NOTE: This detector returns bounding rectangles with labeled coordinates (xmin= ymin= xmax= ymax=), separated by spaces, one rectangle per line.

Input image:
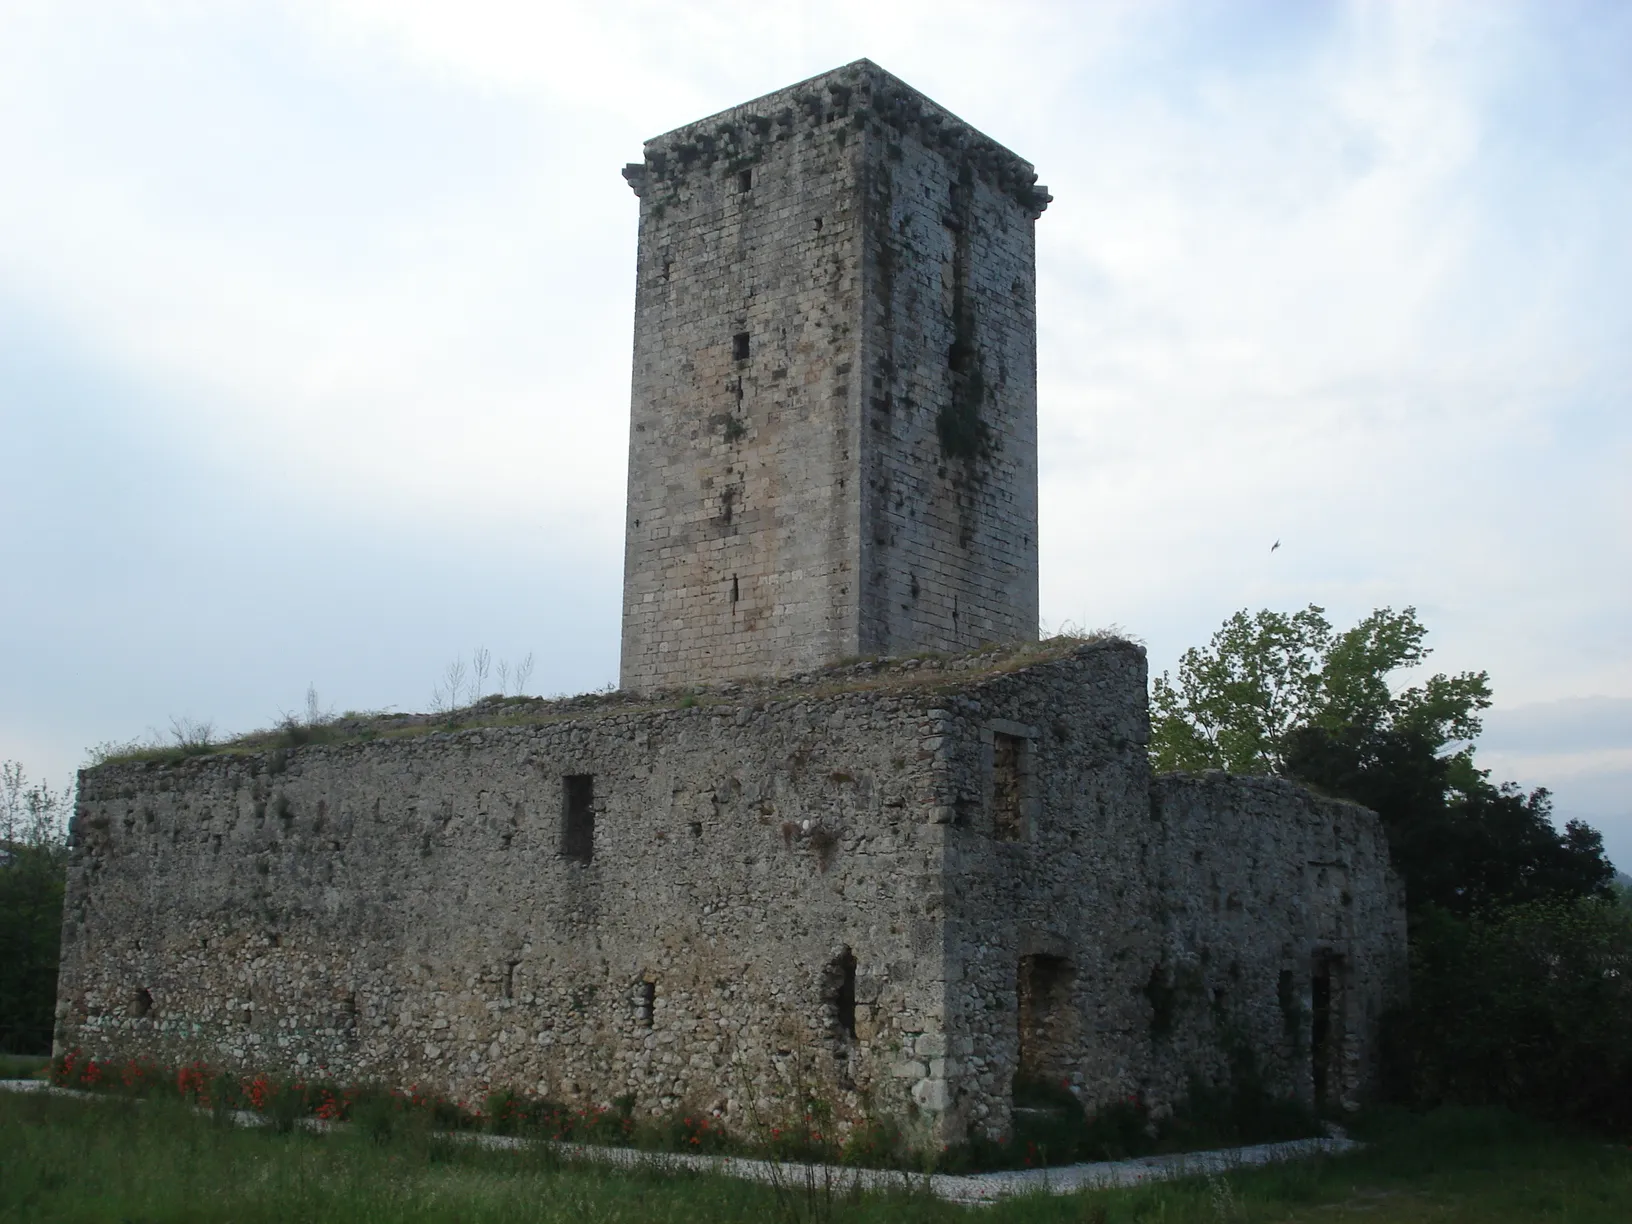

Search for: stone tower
xmin=620 ymin=60 xmax=1049 ymax=692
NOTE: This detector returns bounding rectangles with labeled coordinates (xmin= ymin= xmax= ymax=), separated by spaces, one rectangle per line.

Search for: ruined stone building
xmin=56 ymin=61 xmax=1407 ymax=1147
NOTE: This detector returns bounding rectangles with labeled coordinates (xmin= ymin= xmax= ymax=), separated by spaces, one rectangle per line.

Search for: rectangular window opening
xmin=733 ymin=331 xmax=750 ymax=361
xmin=562 ymin=774 xmax=594 ymax=862
xmin=737 ymin=168 xmax=753 ymax=192
xmin=993 ymin=733 xmax=1024 ymax=840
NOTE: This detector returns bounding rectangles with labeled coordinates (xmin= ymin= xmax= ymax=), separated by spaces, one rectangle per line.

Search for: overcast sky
xmin=2 ymin=0 xmax=1628 ymax=868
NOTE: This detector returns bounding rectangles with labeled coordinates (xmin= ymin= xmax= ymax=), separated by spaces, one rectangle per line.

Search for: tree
xmin=1384 ymin=896 xmax=1632 ymax=1132
xmin=1151 ymin=605 xmax=1491 ymax=777
xmin=0 ymin=762 xmax=72 ymax=1054
xmin=1152 ymin=606 xmax=1614 ymax=915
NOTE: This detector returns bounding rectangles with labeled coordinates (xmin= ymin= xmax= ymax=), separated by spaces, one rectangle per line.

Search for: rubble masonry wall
xmin=58 ymin=642 xmax=1407 ymax=1145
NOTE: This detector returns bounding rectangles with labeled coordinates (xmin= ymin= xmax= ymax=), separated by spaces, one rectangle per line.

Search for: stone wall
xmin=916 ymin=659 xmax=1406 ymax=1140
xmin=57 ymin=640 xmax=1407 ymax=1147
xmin=1150 ymin=773 xmax=1408 ymax=1112
xmin=619 ymin=60 xmax=1046 ymax=692
xmin=620 ymin=66 xmax=864 ymax=690
xmin=929 ymin=641 xmax=1161 ymax=1139
xmin=855 ymin=71 xmax=1042 ymax=658
xmin=60 ymin=672 xmax=962 ymax=1133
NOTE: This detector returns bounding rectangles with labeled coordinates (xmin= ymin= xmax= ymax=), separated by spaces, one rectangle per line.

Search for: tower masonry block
xmin=620 ymin=60 xmax=1049 ymax=692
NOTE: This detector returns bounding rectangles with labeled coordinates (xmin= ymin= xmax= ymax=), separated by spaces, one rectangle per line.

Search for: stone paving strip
xmin=2 ymin=1079 xmax=1359 ymax=1205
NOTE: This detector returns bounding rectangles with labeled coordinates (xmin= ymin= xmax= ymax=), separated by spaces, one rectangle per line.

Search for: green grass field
xmin=1 ymin=1089 xmax=1628 ymax=1223
xmin=0 ymin=1054 xmax=48 ymax=1081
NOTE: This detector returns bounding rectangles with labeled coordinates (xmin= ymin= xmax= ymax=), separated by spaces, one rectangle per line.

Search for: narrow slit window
xmin=824 ymin=948 xmax=857 ymax=1043
xmin=738 ymin=168 xmax=753 ymax=192
xmin=562 ymin=774 xmax=594 ymax=862
xmin=733 ymin=332 xmax=750 ymax=361
xmin=993 ymin=733 xmax=1024 ymax=840
xmin=1278 ymin=968 xmax=1299 ymax=1038
xmin=731 ymin=574 xmax=740 ymax=604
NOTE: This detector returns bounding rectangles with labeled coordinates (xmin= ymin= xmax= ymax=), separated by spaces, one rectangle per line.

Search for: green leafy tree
xmin=0 ymin=762 xmax=72 ymax=1054
xmin=1152 ymin=606 xmax=1613 ymax=915
xmin=1151 ymin=604 xmax=1490 ymax=777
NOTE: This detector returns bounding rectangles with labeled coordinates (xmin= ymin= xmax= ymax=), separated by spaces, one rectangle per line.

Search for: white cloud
xmin=1027 ymin=3 xmax=1631 ymax=706
xmin=1482 ymin=697 xmax=1632 ymax=755
xmin=287 ymin=0 xmax=1133 ymax=132
xmin=0 ymin=0 xmax=1628 ymax=800
xmin=0 ymin=1 xmax=637 ymax=526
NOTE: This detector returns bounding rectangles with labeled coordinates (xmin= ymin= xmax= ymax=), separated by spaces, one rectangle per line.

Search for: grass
xmin=41 ymin=1050 xmax=1319 ymax=1173
xmin=0 ymin=1053 xmax=48 ymax=1080
xmin=41 ymin=1051 xmax=1325 ymax=1175
xmin=84 ymin=635 xmax=1126 ymax=769
xmin=2 ymin=1090 xmax=1629 ymax=1223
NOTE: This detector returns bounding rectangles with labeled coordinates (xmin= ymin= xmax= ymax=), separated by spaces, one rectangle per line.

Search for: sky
xmin=1 ymin=0 xmax=1628 ymax=868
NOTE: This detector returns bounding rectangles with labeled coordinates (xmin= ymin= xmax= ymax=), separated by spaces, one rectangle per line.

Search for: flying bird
xmin=1270 ymin=540 xmax=1281 ymax=554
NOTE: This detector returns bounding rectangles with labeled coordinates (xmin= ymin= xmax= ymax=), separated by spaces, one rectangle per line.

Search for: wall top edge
xmin=1153 ymin=770 xmax=1383 ymax=817
xmin=624 ymin=59 xmax=1050 ymax=217
xmin=78 ymin=637 xmax=1143 ymax=783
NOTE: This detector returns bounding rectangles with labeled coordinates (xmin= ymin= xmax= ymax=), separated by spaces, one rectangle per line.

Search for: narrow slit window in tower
xmin=738 ymin=168 xmax=753 ymax=192
xmin=733 ymin=332 xmax=750 ymax=361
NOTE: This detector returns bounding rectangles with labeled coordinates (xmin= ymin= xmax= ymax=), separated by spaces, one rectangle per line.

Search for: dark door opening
xmin=1311 ymin=951 xmax=1344 ymax=1109
xmin=1016 ymin=953 xmax=1075 ymax=1086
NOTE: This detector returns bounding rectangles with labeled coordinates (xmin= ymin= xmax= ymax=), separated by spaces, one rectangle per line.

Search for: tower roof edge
xmin=635 ymin=59 xmax=1050 ymax=217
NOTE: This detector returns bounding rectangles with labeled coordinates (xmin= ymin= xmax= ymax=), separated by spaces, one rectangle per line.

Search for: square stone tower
xmin=620 ymin=60 xmax=1049 ymax=692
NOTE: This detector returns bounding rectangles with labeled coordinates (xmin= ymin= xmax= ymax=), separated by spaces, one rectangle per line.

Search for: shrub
xmin=837 ymin=1116 xmax=905 ymax=1167
xmin=1383 ymin=898 xmax=1632 ymax=1133
xmin=649 ymin=1110 xmax=734 ymax=1154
